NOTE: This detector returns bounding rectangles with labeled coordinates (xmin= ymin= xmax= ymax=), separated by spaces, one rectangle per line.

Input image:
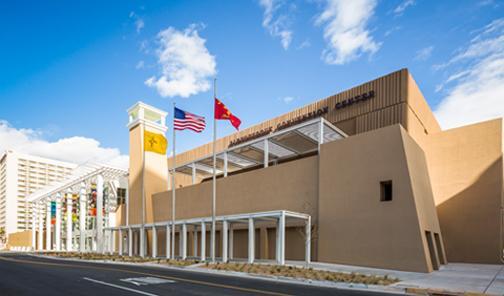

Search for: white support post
xmin=128 ymin=228 xmax=133 ymax=256
xmin=248 ymin=218 xmax=254 ymax=264
xmin=193 ymin=226 xmax=198 ymax=257
xmin=37 ymin=202 xmax=43 ymax=251
xmin=152 ymin=226 xmax=157 ymax=258
xmin=278 ymin=212 xmax=286 ymax=265
xmin=166 ymin=225 xmax=171 ymax=259
xmin=223 ymin=152 xmax=228 ymax=177
xmin=191 ymin=163 xmax=196 ymax=185
xmin=229 ymin=223 xmax=234 ymax=260
xmin=200 ymin=221 xmax=206 ymax=261
xmin=66 ymin=189 xmax=73 ymax=251
xmin=263 ymin=139 xmax=269 ymax=168
xmin=305 ymin=216 xmax=311 ymax=266
xmin=79 ymin=183 xmax=86 ymax=252
xmin=31 ymin=203 xmax=36 ymax=250
xmin=46 ymin=199 xmax=51 ymax=251
xmin=118 ymin=229 xmax=123 ymax=256
xmin=222 ymin=220 xmax=228 ymax=263
xmin=181 ymin=223 xmax=187 ymax=260
xmin=55 ymin=193 xmax=61 ymax=251
xmin=96 ymin=175 xmax=104 ymax=253
xmin=140 ymin=226 xmax=145 ymax=257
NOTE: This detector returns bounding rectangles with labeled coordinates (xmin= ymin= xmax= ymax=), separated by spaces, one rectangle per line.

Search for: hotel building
xmin=0 ymin=150 xmax=76 ymax=235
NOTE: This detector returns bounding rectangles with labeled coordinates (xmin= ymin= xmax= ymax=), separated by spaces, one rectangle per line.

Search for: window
xmin=380 ymin=180 xmax=393 ymax=202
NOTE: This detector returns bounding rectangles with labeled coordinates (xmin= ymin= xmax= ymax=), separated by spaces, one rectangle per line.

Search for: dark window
xmin=380 ymin=180 xmax=393 ymax=201
xmin=117 ymin=188 xmax=126 ymax=205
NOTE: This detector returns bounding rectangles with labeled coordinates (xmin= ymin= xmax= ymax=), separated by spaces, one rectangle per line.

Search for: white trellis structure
xmin=28 ymin=163 xmax=128 ymax=253
xmin=105 ymin=210 xmax=311 ymax=266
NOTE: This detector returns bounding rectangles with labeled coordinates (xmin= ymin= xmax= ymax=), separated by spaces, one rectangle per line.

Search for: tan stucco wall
xmin=317 ymin=124 xmax=441 ymax=272
xmin=7 ymin=230 xmax=32 ymax=248
xmin=122 ymin=68 xmax=504 ymax=270
xmin=152 ymin=155 xmax=319 ymax=260
xmin=405 ymin=73 xmax=441 ymax=147
xmin=128 ymin=124 xmax=168 ymax=225
xmin=425 ymin=119 xmax=503 ymax=263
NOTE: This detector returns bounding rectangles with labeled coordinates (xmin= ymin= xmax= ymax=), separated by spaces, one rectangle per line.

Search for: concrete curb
xmin=29 ymin=254 xmax=406 ymax=295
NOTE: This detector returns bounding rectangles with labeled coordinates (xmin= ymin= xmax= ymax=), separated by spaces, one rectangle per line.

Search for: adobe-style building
xmin=119 ymin=68 xmax=504 ymax=273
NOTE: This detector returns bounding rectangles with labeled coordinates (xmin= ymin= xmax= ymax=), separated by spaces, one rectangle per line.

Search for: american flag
xmin=174 ymin=107 xmax=206 ymax=132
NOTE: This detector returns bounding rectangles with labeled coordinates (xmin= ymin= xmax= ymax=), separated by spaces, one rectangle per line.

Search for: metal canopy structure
xmin=174 ymin=117 xmax=346 ymax=181
xmin=105 ymin=210 xmax=311 ymax=266
xmin=28 ymin=163 xmax=128 ymax=203
xmin=27 ymin=162 xmax=128 ymax=254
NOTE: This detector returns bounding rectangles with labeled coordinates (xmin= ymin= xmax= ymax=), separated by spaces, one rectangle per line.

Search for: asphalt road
xmin=0 ymin=253 xmax=395 ymax=296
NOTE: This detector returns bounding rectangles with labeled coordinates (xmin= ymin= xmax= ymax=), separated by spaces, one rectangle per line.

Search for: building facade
xmin=117 ymin=68 xmax=504 ymax=273
xmin=0 ymin=150 xmax=76 ymax=235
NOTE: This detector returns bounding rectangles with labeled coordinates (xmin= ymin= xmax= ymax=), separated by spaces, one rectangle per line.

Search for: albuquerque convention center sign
xmin=228 ymin=90 xmax=375 ymax=147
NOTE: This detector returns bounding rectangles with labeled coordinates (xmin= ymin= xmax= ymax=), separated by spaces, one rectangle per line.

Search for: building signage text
xmin=228 ymin=90 xmax=375 ymax=147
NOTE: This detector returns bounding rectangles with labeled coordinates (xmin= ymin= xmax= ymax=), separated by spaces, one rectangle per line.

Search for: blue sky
xmin=0 ymin=0 xmax=503 ymax=167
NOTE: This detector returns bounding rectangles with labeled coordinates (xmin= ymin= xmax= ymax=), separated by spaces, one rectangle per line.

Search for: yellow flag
xmin=144 ymin=130 xmax=167 ymax=155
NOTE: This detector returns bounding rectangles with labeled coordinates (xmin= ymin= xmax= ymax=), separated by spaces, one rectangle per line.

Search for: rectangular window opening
xmin=380 ymin=180 xmax=393 ymax=202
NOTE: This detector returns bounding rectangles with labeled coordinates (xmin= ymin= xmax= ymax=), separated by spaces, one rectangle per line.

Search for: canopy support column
xmin=152 ymin=226 xmax=157 ymax=258
xmin=193 ymin=226 xmax=198 ymax=257
xmin=140 ymin=226 xmax=145 ymax=257
xmin=55 ymin=193 xmax=61 ymax=251
xmin=222 ymin=220 xmax=228 ymax=263
xmin=166 ymin=225 xmax=171 ymax=259
xmin=66 ymin=189 xmax=73 ymax=251
xmin=276 ymin=212 xmax=285 ymax=265
xmin=118 ymin=229 xmax=123 ymax=256
xmin=229 ymin=223 xmax=234 ymax=260
xmin=79 ymin=183 xmax=86 ymax=252
xmin=200 ymin=222 xmax=206 ymax=261
xmin=248 ymin=218 xmax=254 ymax=264
xmin=181 ymin=223 xmax=187 ymax=260
xmin=96 ymin=174 xmax=104 ymax=253
xmin=45 ymin=199 xmax=51 ymax=251
xmin=128 ymin=228 xmax=133 ymax=256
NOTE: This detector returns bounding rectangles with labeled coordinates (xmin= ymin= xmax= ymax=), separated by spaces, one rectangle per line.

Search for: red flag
xmin=214 ymin=98 xmax=241 ymax=130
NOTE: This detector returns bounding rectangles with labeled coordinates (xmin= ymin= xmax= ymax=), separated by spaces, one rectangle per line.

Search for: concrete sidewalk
xmin=286 ymin=261 xmax=504 ymax=295
xmin=28 ymin=253 xmax=504 ymax=295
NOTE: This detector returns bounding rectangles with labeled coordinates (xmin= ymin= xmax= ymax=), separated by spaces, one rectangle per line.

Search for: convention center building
xmin=116 ymin=68 xmax=503 ymax=273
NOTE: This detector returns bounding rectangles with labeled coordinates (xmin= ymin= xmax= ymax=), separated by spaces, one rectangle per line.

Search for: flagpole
xmin=211 ymin=78 xmax=217 ymax=262
xmin=171 ymin=102 xmax=176 ymax=260
xmin=141 ymin=125 xmax=145 ymax=258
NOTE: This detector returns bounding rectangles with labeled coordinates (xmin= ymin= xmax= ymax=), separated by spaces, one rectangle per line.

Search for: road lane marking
xmin=83 ymin=277 xmax=159 ymax=296
xmin=0 ymin=255 xmax=290 ymax=296
xmin=120 ymin=277 xmax=175 ymax=286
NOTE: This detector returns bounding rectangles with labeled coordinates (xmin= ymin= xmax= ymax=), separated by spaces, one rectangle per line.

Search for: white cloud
xmin=145 ymin=24 xmax=217 ymax=98
xmin=393 ymin=0 xmax=415 ymax=16
xmin=259 ymin=0 xmax=294 ymax=50
xmin=129 ymin=11 xmax=145 ymax=33
xmin=0 ymin=121 xmax=129 ymax=169
xmin=434 ymin=18 xmax=504 ymax=129
xmin=129 ymin=12 xmax=144 ymax=33
xmin=281 ymin=96 xmax=294 ymax=103
xmin=135 ymin=19 xmax=145 ymax=33
xmin=414 ymin=46 xmax=434 ymax=61
xmin=315 ymin=0 xmax=380 ymax=65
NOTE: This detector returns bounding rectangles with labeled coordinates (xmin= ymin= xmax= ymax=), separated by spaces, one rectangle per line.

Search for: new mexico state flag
xmin=144 ymin=130 xmax=167 ymax=155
